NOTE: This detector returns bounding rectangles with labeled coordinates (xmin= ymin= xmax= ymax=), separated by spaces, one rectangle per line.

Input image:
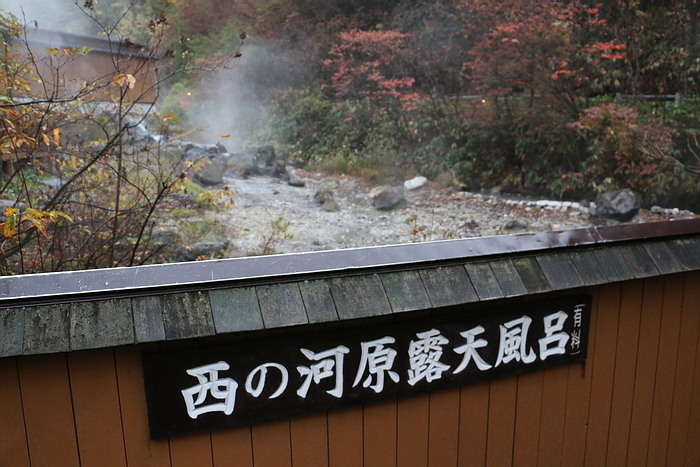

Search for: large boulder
xmin=255 ymin=145 xmax=276 ymax=167
xmin=254 ymin=145 xmax=288 ymax=179
xmin=162 ymin=142 xmax=187 ymax=161
xmin=595 ymin=189 xmax=642 ymax=222
xmin=207 ymin=142 xmax=228 ymax=154
xmin=183 ymin=143 xmax=207 ymax=161
xmin=193 ymin=157 xmax=226 ymax=186
xmin=226 ymin=152 xmax=257 ymax=177
xmin=369 ymin=185 xmax=407 ymax=210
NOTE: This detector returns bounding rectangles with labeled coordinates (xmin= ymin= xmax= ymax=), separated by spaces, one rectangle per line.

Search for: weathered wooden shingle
xmin=0 ymin=307 xmax=24 ymax=357
xmin=618 ymin=244 xmax=660 ymax=279
xmin=257 ymin=283 xmax=308 ymax=328
xmin=569 ymin=250 xmax=607 ymax=286
xmin=644 ymin=241 xmax=683 ymax=275
xmin=537 ymin=253 xmax=585 ymax=290
xmin=70 ymin=299 xmax=134 ymax=351
xmin=464 ymin=262 xmax=504 ymax=300
xmin=132 ymin=295 xmax=166 ymax=343
xmin=23 ymin=304 xmax=70 ymax=354
xmin=511 ymin=257 xmax=551 ymax=294
xmin=667 ymin=238 xmax=700 ymax=271
xmin=419 ymin=266 xmax=478 ymax=307
xmin=329 ymin=275 xmax=392 ymax=319
xmin=489 ymin=259 xmax=528 ymax=297
xmin=593 ymin=247 xmax=636 ymax=282
xmin=209 ymin=287 xmax=264 ymax=333
xmin=162 ymin=292 xmax=214 ymax=340
xmin=380 ymin=270 xmax=432 ymax=312
xmin=299 ymin=280 xmax=338 ymax=323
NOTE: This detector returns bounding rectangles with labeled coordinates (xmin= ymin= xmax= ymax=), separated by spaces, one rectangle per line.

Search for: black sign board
xmin=143 ymin=295 xmax=591 ymax=439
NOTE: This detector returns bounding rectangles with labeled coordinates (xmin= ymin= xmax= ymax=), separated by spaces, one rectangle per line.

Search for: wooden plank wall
xmin=2 ymin=273 xmax=700 ymax=466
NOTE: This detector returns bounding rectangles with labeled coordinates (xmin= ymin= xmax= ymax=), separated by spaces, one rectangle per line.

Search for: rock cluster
xmin=594 ymin=189 xmax=642 ymax=222
xmin=164 ymin=142 xmax=291 ymax=186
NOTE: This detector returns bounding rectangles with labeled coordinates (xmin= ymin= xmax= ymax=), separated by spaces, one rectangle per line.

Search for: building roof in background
xmin=8 ymin=27 xmax=153 ymax=59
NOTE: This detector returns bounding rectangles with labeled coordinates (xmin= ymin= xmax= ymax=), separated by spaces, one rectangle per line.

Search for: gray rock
xmin=369 ymin=185 xmax=407 ymax=210
xmin=320 ymin=179 xmax=341 ymax=191
xmin=288 ymin=177 xmax=306 ymax=187
xmin=503 ymin=219 xmax=529 ymax=231
xmin=255 ymin=145 xmax=276 ymax=167
xmin=163 ymin=143 xmax=186 ymax=160
xmin=193 ymin=157 xmax=226 ymax=185
xmin=404 ymin=176 xmax=427 ymax=191
xmin=651 ymin=205 xmax=692 ymax=218
xmin=252 ymin=145 xmax=288 ymax=179
xmin=183 ymin=143 xmax=207 ymax=161
xmin=321 ymin=199 xmax=341 ymax=212
xmin=176 ymin=240 xmax=229 ymax=261
xmin=227 ymin=153 xmax=257 ymax=177
xmin=595 ymin=189 xmax=642 ymax=222
xmin=314 ymin=189 xmax=335 ymax=204
xmin=207 ymin=142 xmax=227 ymax=154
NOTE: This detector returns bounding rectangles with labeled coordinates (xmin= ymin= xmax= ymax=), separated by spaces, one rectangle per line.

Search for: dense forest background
xmin=138 ymin=0 xmax=700 ymax=208
xmin=1 ymin=0 xmax=700 ymax=274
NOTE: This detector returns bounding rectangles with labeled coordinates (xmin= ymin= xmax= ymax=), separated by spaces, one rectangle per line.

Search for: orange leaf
xmin=112 ymin=73 xmax=135 ymax=88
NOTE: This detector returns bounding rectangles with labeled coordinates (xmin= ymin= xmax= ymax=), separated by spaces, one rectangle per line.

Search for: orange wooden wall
xmin=20 ymin=49 xmax=157 ymax=104
xmin=2 ymin=273 xmax=700 ymax=466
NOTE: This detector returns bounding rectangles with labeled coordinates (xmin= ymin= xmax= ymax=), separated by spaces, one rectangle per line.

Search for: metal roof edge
xmin=0 ymin=218 xmax=698 ymax=303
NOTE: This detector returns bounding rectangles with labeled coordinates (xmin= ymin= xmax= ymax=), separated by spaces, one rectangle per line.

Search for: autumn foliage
xmin=261 ymin=0 xmax=700 ymax=208
xmin=324 ymin=29 xmax=420 ymax=109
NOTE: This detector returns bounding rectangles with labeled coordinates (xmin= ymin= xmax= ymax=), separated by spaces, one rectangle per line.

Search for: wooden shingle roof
xmin=1 ymin=219 xmax=699 ymax=358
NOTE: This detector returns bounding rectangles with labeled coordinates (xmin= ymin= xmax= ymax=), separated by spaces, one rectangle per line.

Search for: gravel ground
xmin=214 ymin=169 xmax=692 ymax=258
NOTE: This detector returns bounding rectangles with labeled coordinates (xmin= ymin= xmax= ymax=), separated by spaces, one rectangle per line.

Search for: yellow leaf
xmin=53 ymin=128 xmax=61 ymax=146
xmin=3 ymin=210 xmax=16 ymax=238
xmin=41 ymin=133 xmax=50 ymax=146
xmin=49 ymin=210 xmax=73 ymax=223
xmin=163 ymin=115 xmax=173 ymax=121
xmin=219 ymin=134 xmax=230 ymax=139
xmin=28 ymin=217 xmax=47 ymax=236
xmin=24 ymin=208 xmax=45 ymax=219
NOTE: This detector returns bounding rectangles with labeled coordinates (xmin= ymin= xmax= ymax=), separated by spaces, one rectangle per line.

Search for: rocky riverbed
xmin=212 ymin=169 xmax=694 ymax=258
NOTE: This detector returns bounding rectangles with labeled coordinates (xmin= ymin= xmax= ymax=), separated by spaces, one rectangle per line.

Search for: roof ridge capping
xmin=0 ymin=218 xmax=699 ymax=303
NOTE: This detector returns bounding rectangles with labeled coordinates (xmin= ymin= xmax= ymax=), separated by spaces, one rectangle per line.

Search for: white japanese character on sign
xmin=353 ymin=336 xmax=400 ymax=393
xmin=453 ymin=325 xmax=493 ymax=373
xmin=539 ymin=311 xmax=569 ymax=359
xmin=573 ymin=304 xmax=584 ymax=328
xmin=181 ymin=361 xmax=238 ymax=419
xmin=570 ymin=329 xmax=581 ymax=351
xmin=495 ymin=316 xmax=536 ymax=367
xmin=245 ymin=363 xmax=289 ymax=399
xmin=297 ymin=345 xmax=350 ymax=398
xmin=407 ymin=329 xmax=450 ymax=386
